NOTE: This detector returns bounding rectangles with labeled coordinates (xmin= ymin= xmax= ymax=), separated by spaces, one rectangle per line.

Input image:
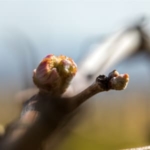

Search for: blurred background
xmin=0 ymin=0 xmax=150 ymax=149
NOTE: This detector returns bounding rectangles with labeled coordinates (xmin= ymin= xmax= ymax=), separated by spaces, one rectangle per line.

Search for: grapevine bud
xmin=110 ymin=73 xmax=129 ymax=90
xmin=33 ymin=54 xmax=77 ymax=94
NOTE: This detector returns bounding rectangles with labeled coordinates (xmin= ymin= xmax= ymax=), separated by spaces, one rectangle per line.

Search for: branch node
xmin=96 ymin=75 xmax=110 ymax=91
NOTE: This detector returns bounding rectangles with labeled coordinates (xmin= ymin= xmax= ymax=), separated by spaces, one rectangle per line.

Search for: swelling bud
xmin=33 ymin=54 xmax=77 ymax=94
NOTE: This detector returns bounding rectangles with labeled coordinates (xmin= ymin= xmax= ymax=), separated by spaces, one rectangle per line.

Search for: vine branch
xmin=0 ymin=55 xmax=129 ymax=150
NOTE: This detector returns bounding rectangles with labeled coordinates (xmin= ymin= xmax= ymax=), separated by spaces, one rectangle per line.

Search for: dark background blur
xmin=0 ymin=1 xmax=150 ymax=149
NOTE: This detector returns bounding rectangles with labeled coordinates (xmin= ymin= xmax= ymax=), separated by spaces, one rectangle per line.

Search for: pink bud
xmin=33 ymin=54 xmax=77 ymax=94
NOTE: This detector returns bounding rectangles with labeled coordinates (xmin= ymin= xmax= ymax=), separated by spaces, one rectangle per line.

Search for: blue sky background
xmin=0 ymin=0 xmax=150 ymax=60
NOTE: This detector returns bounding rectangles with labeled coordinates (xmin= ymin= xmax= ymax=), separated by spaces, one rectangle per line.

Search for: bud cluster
xmin=33 ymin=54 xmax=77 ymax=94
xmin=108 ymin=70 xmax=129 ymax=90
